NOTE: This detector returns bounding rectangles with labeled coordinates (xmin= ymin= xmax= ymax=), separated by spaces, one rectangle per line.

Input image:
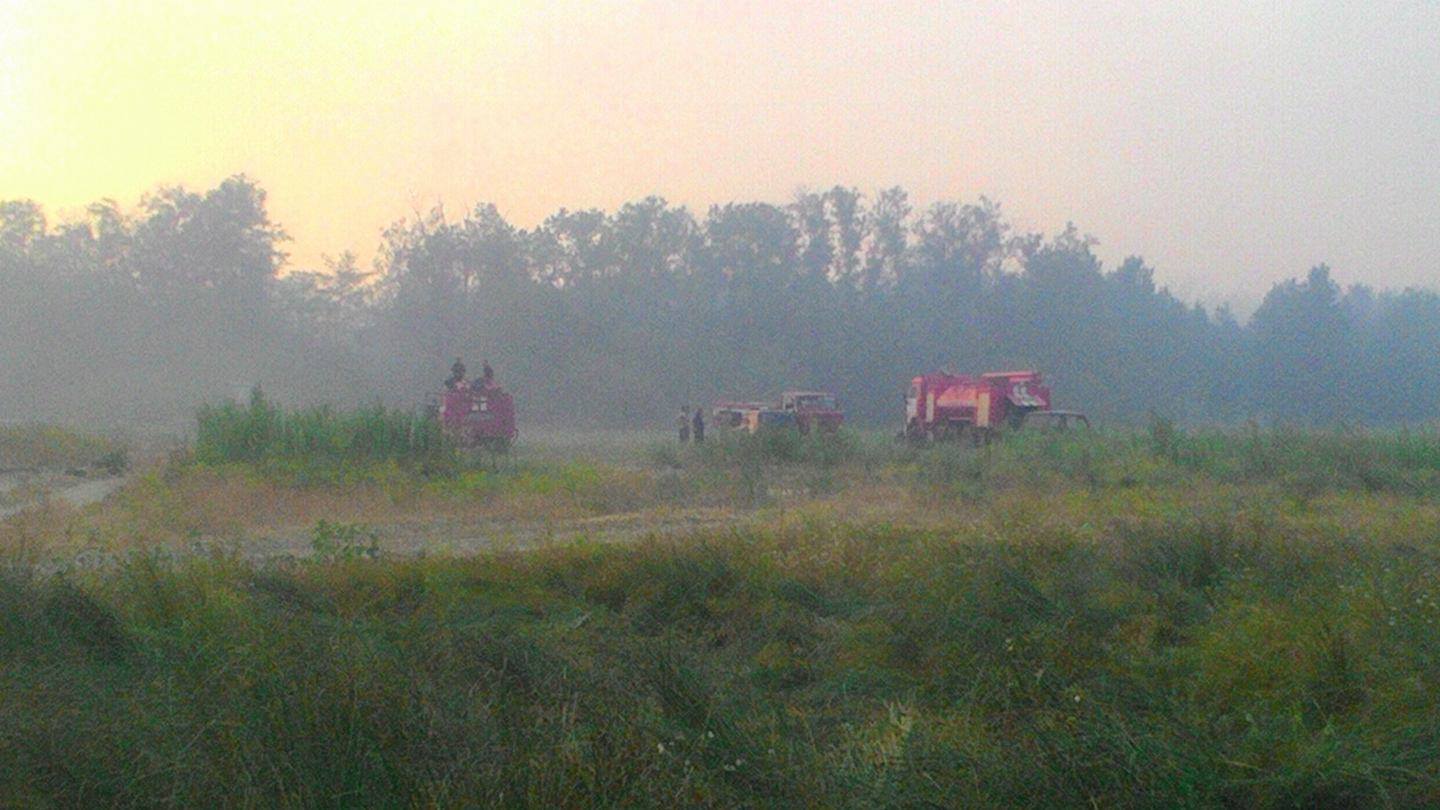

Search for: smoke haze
xmin=3 ymin=1 xmax=1437 ymax=305
xmin=2 ymin=2 xmax=1438 ymax=430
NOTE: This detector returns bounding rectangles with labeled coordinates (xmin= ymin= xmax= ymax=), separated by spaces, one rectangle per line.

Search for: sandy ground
xmin=34 ymin=509 xmax=752 ymax=576
xmin=4 ymin=468 xmax=750 ymax=574
xmin=237 ymin=507 xmax=749 ymax=562
xmin=0 ymin=470 xmax=128 ymax=520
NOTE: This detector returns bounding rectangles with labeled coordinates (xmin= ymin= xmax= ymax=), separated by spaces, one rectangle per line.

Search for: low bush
xmin=0 ymin=424 xmax=127 ymax=471
xmin=195 ymin=387 xmax=450 ymax=470
xmin=910 ymin=424 xmax=1440 ymax=499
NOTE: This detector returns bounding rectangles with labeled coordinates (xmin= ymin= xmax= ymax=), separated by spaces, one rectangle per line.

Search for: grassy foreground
xmin=4 ymin=424 xmax=1440 ymax=806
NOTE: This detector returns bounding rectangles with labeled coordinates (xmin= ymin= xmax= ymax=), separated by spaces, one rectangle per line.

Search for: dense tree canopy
xmin=3 ymin=176 xmax=1436 ymax=431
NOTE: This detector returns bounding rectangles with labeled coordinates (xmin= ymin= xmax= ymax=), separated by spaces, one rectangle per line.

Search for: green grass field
xmin=4 ymin=415 xmax=1440 ymax=806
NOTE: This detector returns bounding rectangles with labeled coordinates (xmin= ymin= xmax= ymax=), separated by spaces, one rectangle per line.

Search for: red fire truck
xmin=903 ymin=370 xmax=1087 ymax=443
xmin=438 ymin=381 xmax=517 ymax=451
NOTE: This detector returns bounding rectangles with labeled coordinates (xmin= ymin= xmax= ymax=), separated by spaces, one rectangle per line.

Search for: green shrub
xmin=310 ymin=520 xmax=380 ymax=561
xmin=194 ymin=387 xmax=453 ymax=472
xmin=908 ymin=425 xmax=1440 ymax=498
xmin=0 ymin=424 xmax=127 ymax=471
xmin=696 ymin=428 xmax=861 ymax=468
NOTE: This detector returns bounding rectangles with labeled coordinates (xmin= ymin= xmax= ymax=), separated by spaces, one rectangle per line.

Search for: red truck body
xmin=905 ymin=370 xmax=1080 ymax=442
xmin=438 ymin=382 xmax=516 ymax=451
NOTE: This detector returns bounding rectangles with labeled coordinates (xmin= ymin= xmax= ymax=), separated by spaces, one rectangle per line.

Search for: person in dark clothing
xmin=692 ymin=407 xmax=705 ymax=443
xmin=677 ymin=407 xmax=690 ymax=443
xmin=445 ymin=358 xmax=466 ymax=390
xmin=482 ymin=361 xmax=494 ymax=386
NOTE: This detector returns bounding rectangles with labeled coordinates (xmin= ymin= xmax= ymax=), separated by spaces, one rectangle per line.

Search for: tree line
xmin=2 ymin=175 xmax=1436 ymax=431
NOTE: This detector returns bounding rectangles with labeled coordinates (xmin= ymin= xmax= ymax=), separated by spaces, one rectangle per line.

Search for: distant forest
xmin=3 ymin=176 xmax=1437 ymax=431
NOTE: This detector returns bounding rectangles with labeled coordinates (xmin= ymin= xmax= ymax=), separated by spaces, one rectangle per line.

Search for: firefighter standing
xmin=692 ymin=407 xmax=705 ymax=443
xmin=677 ymin=407 xmax=691 ymax=443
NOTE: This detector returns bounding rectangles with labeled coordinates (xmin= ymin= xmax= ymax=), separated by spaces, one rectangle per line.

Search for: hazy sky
xmin=3 ymin=0 xmax=1437 ymax=306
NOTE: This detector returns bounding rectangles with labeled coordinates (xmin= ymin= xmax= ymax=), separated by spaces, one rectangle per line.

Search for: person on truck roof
xmin=446 ymin=358 xmax=466 ymax=390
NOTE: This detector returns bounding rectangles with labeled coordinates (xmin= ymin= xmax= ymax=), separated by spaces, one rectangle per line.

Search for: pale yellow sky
xmin=3 ymin=0 xmax=1438 ymax=305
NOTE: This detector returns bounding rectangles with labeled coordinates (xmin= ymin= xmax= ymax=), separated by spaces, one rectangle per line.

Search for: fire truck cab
xmin=713 ymin=390 xmax=844 ymax=435
xmin=780 ymin=391 xmax=844 ymax=435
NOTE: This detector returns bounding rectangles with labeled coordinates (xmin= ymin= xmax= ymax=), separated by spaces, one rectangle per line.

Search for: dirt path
xmin=19 ymin=506 xmax=753 ymax=576
xmin=238 ymin=507 xmax=749 ymax=562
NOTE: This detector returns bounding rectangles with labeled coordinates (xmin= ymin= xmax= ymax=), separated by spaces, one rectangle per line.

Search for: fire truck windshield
xmin=795 ymin=395 xmax=836 ymax=411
